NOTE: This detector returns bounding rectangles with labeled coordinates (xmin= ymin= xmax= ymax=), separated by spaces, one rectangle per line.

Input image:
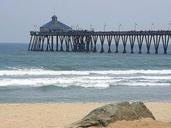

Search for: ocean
xmin=0 ymin=43 xmax=171 ymax=103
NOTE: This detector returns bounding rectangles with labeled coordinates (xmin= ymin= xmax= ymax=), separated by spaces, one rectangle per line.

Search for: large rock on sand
xmin=70 ymin=102 xmax=155 ymax=128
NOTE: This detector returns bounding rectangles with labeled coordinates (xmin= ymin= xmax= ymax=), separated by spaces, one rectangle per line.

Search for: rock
xmin=69 ymin=102 xmax=155 ymax=128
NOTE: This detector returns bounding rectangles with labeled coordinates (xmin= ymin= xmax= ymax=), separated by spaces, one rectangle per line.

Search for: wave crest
xmin=0 ymin=68 xmax=171 ymax=88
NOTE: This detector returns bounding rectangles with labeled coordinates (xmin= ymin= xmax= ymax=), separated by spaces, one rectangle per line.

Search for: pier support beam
xmin=41 ymin=36 xmax=45 ymax=51
xmin=72 ymin=36 xmax=76 ymax=52
xmin=34 ymin=35 xmax=39 ymax=51
xmin=122 ymin=35 xmax=128 ymax=53
xmin=46 ymin=36 xmax=51 ymax=51
xmin=145 ymin=35 xmax=152 ymax=54
xmin=129 ymin=35 xmax=136 ymax=53
xmin=137 ymin=35 xmax=144 ymax=54
xmin=162 ymin=35 xmax=170 ymax=54
xmin=59 ymin=36 xmax=65 ymax=52
xmin=51 ymin=36 xmax=54 ymax=51
xmin=90 ymin=36 xmax=93 ymax=52
xmin=73 ymin=36 xmax=79 ymax=52
xmin=37 ymin=36 xmax=42 ymax=51
xmin=76 ymin=36 xmax=80 ymax=52
xmin=100 ymin=35 xmax=105 ymax=53
xmin=80 ymin=36 xmax=85 ymax=52
xmin=107 ymin=35 xmax=113 ymax=53
xmin=153 ymin=35 xmax=161 ymax=54
xmin=85 ymin=36 xmax=91 ymax=52
xmin=68 ymin=36 xmax=72 ymax=52
xmin=28 ymin=35 xmax=33 ymax=51
xmin=65 ymin=36 xmax=70 ymax=52
xmin=114 ymin=35 xmax=120 ymax=53
xmin=56 ymin=36 xmax=58 ymax=51
xmin=70 ymin=36 xmax=73 ymax=51
xmin=31 ymin=35 xmax=36 ymax=51
xmin=93 ymin=36 xmax=98 ymax=52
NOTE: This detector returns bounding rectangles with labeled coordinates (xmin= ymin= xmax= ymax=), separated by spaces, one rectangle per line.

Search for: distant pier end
xmin=29 ymin=16 xmax=171 ymax=54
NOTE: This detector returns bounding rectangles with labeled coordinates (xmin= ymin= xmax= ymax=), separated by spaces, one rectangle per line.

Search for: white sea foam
xmin=0 ymin=68 xmax=171 ymax=88
xmin=0 ymin=69 xmax=171 ymax=76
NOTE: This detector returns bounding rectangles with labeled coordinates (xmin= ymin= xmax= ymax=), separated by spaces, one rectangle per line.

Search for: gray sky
xmin=0 ymin=0 xmax=171 ymax=43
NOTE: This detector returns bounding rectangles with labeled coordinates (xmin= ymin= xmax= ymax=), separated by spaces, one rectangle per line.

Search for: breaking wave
xmin=0 ymin=68 xmax=171 ymax=88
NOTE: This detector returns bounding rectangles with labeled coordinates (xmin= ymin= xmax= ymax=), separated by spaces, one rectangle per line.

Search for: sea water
xmin=0 ymin=43 xmax=171 ymax=103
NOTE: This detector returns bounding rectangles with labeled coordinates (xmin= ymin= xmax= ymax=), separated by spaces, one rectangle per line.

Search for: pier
xmin=29 ymin=16 xmax=171 ymax=54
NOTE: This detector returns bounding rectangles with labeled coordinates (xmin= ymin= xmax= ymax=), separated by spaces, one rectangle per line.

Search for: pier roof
xmin=40 ymin=15 xmax=72 ymax=32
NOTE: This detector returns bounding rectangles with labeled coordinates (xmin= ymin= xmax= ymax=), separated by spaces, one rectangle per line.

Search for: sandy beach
xmin=0 ymin=102 xmax=171 ymax=128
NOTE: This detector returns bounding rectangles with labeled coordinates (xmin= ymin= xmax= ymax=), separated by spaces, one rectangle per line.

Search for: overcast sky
xmin=0 ymin=0 xmax=171 ymax=43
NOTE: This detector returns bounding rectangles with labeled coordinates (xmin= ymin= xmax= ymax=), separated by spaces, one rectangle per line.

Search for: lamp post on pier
xmin=76 ymin=24 xmax=79 ymax=30
xmin=104 ymin=24 xmax=106 ymax=31
xmin=168 ymin=22 xmax=171 ymax=31
xmin=151 ymin=23 xmax=154 ymax=31
xmin=118 ymin=24 xmax=122 ymax=31
xmin=90 ymin=24 xmax=92 ymax=31
xmin=134 ymin=23 xmax=137 ymax=31
xmin=34 ymin=25 xmax=37 ymax=31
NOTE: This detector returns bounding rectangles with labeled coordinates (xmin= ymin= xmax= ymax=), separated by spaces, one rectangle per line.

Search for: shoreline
xmin=0 ymin=102 xmax=171 ymax=128
xmin=0 ymin=100 xmax=171 ymax=104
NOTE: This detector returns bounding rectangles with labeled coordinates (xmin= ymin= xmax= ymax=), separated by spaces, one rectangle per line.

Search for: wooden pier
xmin=29 ymin=30 xmax=171 ymax=54
xmin=28 ymin=15 xmax=171 ymax=54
